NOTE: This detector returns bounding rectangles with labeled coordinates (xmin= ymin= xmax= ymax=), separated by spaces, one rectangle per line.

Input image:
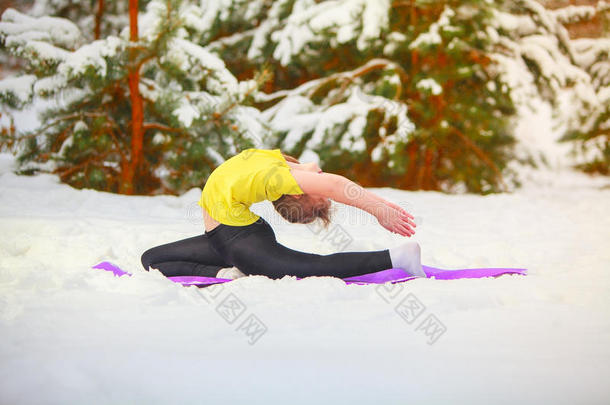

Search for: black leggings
xmin=140 ymin=217 xmax=393 ymax=279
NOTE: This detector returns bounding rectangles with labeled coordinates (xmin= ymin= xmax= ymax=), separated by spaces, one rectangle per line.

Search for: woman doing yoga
xmin=141 ymin=148 xmax=424 ymax=280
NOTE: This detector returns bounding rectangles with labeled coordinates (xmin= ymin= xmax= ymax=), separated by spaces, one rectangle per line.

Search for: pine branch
xmin=450 ymin=127 xmax=507 ymax=191
xmin=213 ymin=68 xmax=271 ymax=122
xmin=54 ymin=149 xmax=113 ymax=180
xmin=105 ymin=125 xmax=128 ymax=162
xmin=18 ymin=112 xmax=108 ymax=141
xmin=142 ymin=123 xmax=187 ymax=134
xmin=255 ymin=58 xmax=408 ymax=104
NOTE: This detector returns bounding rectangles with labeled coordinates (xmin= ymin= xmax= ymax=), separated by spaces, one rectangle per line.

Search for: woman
xmin=141 ymin=148 xmax=424 ymax=280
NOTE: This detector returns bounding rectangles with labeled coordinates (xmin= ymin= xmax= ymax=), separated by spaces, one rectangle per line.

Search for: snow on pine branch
xmin=160 ymin=37 xmax=260 ymax=128
xmin=0 ymin=74 xmax=36 ymax=106
xmin=0 ymin=8 xmax=81 ymax=49
xmin=550 ymin=4 xmax=598 ymax=25
xmin=60 ymin=37 xmax=124 ymax=78
xmin=0 ymin=10 xmax=76 ymax=67
xmin=164 ymin=37 xmax=240 ymax=94
xmin=490 ymin=0 xmax=609 ymax=139
xmin=247 ymin=0 xmax=390 ymax=64
xmin=1 ymin=35 xmax=126 ymax=103
xmin=260 ymin=58 xmax=413 ymax=159
xmin=29 ymin=0 xmax=130 ymax=41
xmin=0 ymin=8 xmax=129 ymax=103
xmin=134 ymin=1 xmax=265 ymax=132
xmin=181 ymin=0 xmax=236 ymax=38
xmin=409 ymin=6 xmax=456 ymax=49
xmin=571 ymin=38 xmax=610 ymax=87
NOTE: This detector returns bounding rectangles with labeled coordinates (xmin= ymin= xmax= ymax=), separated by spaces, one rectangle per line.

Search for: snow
xmin=137 ymin=0 xmax=168 ymax=43
xmin=261 ymin=0 xmax=392 ymax=64
xmin=260 ymin=66 xmax=414 ymax=159
xmin=519 ymin=35 xmax=590 ymax=93
xmin=488 ymin=3 xmax=608 ymax=146
xmin=409 ymin=6 xmax=455 ymax=49
xmin=60 ymin=37 xmax=124 ymax=78
xmin=0 ymin=74 xmax=36 ymax=104
xmin=205 ymin=147 xmax=226 ymax=166
xmin=163 ymin=37 xmax=248 ymax=100
xmin=2 ymin=95 xmax=610 ymax=404
xmin=172 ymin=99 xmax=199 ymax=128
xmin=232 ymin=105 xmax=268 ymax=148
xmin=0 ymin=8 xmax=81 ymax=49
xmin=571 ymin=37 xmax=610 ymax=76
xmin=262 ymin=95 xmax=317 ymax=149
xmin=383 ymin=31 xmax=407 ymax=55
xmin=493 ymin=10 xmax=538 ymax=36
xmin=11 ymin=40 xmax=70 ymax=64
xmin=184 ymin=0 xmax=235 ymax=37
xmin=416 ymin=78 xmax=443 ymax=95
xmin=356 ymin=0 xmax=390 ymax=50
xmin=551 ymin=5 xmax=596 ymax=24
xmin=246 ymin=0 xmax=290 ymax=60
xmin=168 ymin=38 xmax=227 ymax=73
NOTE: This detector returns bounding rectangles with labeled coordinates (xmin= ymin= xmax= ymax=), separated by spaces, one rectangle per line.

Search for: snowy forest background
xmin=0 ymin=0 xmax=608 ymax=196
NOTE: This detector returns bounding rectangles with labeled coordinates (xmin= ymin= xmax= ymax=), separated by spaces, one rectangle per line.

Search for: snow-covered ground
xmin=1 ymin=103 xmax=609 ymax=404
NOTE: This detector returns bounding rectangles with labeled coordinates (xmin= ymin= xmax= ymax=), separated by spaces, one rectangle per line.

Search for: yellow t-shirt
xmin=198 ymin=148 xmax=305 ymax=226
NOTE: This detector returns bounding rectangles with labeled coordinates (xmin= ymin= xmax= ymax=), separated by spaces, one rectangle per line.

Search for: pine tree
xmin=2 ymin=0 xmax=606 ymax=198
xmin=29 ymin=0 xmax=135 ymax=41
xmin=197 ymin=0 xmax=522 ymax=194
xmin=195 ymin=0 xmax=609 ymax=189
xmin=553 ymin=2 xmax=609 ymax=175
xmin=0 ymin=0 xmax=269 ymax=194
xmin=492 ymin=0 xmax=609 ymax=175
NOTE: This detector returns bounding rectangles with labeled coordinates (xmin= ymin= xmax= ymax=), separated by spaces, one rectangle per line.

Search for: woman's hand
xmin=374 ymin=200 xmax=417 ymax=237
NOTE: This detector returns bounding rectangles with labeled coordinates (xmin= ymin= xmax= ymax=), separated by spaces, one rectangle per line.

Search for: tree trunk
xmin=121 ymin=0 xmax=144 ymax=195
xmin=94 ymin=0 xmax=104 ymax=40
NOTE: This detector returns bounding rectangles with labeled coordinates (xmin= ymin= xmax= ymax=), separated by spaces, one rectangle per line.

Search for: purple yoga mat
xmin=92 ymin=261 xmax=527 ymax=287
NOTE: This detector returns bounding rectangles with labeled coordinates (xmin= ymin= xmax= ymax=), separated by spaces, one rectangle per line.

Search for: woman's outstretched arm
xmin=290 ymin=170 xmax=417 ymax=237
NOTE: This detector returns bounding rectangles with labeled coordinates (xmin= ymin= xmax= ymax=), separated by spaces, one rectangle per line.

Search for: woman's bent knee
xmin=140 ymin=247 xmax=158 ymax=271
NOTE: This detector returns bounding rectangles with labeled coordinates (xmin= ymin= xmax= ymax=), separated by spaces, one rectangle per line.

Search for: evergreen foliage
xmin=493 ymin=0 xmax=609 ymax=175
xmin=0 ymin=1 xmax=268 ymax=194
xmin=29 ymin=0 xmax=137 ymax=40
xmin=0 ymin=0 xmax=607 ymax=196
xmin=202 ymin=0 xmax=522 ymax=193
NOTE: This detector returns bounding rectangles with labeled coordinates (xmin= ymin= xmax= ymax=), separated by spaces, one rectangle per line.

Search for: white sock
xmin=388 ymin=241 xmax=426 ymax=277
xmin=216 ymin=266 xmax=247 ymax=279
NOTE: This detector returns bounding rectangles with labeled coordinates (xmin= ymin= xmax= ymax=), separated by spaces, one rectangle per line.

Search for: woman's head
xmin=272 ymin=153 xmax=332 ymax=228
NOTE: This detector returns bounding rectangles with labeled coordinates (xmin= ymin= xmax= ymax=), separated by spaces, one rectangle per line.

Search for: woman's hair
xmin=272 ymin=153 xmax=332 ymax=229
